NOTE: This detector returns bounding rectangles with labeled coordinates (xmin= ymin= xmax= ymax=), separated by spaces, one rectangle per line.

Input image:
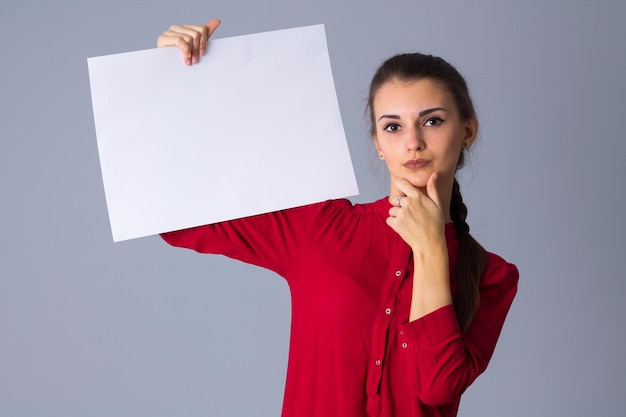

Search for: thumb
xmin=205 ymin=19 xmax=221 ymax=37
xmin=426 ymin=172 xmax=441 ymax=208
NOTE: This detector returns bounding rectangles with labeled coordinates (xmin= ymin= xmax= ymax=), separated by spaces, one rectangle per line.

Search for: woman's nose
xmin=407 ymin=129 xmax=425 ymax=151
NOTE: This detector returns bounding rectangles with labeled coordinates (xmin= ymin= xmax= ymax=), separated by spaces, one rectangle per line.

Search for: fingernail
xmin=192 ymin=56 xmax=198 ymax=64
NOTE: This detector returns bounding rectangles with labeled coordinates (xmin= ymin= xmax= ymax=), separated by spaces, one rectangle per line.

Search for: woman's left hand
xmin=386 ymin=173 xmax=446 ymax=252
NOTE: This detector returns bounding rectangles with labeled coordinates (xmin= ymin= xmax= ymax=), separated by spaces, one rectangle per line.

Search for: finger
xmin=205 ymin=19 xmax=221 ymax=37
xmin=386 ymin=216 xmax=399 ymax=232
xmin=157 ymin=27 xmax=202 ymax=65
xmin=394 ymin=178 xmax=420 ymax=199
xmin=199 ymin=19 xmax=221 ymax=56
xmin=157 ymin=31 xmax=195 ymax=65
xmin=180 ymin=25 xmax=206 ymax=63
xmin=157 ymin=31 xmax=191 ymax=49
xmin=426 ymin=172 xmax=441 ymax=208
xmin=170 ymin=24 xmax=206 ymax=64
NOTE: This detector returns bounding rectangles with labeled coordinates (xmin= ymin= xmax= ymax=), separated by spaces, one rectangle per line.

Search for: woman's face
xmin=372 ymin=78 xmax=477 ymax=195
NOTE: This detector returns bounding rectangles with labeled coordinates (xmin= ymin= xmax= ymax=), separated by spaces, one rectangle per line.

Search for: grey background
xmin=1 ymin=1 xmax=625 ymax=416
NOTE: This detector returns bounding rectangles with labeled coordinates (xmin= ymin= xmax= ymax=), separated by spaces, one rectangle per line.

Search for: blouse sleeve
xmin=398 ymin=254 xmax=519 ymax=406
xmin=160 ymin=199 xmax=351 ymax=279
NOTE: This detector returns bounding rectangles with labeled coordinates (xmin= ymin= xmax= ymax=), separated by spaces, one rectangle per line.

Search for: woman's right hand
xmin=156 ymin=19 xmax=221 ymax=66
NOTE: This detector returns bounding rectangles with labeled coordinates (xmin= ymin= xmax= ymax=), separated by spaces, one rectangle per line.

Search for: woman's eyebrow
xmin=378 ymin=107 xmax=448 ymax=121
xmin=378 ymin=114 xmax=401 ymax=121
xmin=419 ymin=107 xmax=447 ymax=117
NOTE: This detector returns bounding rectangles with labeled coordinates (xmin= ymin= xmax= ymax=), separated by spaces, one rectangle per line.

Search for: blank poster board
xmin=88 ymin=24 xmax=359 ymax=242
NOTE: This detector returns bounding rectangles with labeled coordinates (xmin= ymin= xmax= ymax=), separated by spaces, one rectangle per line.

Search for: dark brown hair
xmin=368 ymin=53 xmax=486 ymax=332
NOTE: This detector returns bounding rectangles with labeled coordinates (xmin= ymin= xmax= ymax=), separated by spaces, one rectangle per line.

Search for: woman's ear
xmin=373 ymin=135 xmax=384 ymax=159
xmin=463 ymin=117 xmax=479 ymax=148
xmin=372 ymin=134 xmax=380 ymax=152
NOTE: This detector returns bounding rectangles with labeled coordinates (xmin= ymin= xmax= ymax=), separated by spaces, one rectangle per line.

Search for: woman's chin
xmin=405 ymin=174 xmax=430 ymax=189
xmin=389 ymin=172 xmax=431 ymax=192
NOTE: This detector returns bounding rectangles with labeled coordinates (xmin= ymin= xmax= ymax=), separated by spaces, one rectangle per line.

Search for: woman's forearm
xmin=409 ymin=242 xmax=452 ymax=322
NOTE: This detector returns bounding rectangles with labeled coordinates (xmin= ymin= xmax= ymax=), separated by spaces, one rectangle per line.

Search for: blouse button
xmin=395 ymin=270 xmax=402 ymax=277
xmin=385 ymin=308 xmax=392 ymax=315
xmin=402 ymin=342 xmax=408 ymax=349
xmin=375 ymin=359 xmax=381 ymax=366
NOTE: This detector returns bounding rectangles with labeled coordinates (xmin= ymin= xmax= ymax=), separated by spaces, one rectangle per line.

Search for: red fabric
xmin=161 ymin=197 xmax=518 ymax=417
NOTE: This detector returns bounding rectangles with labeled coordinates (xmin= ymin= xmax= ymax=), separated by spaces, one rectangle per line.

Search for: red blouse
xmin=161 ymin=197 xmax=518 ymax=417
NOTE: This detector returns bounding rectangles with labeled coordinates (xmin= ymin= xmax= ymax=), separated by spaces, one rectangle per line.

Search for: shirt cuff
xmin=399 ymin=305 xmax=461 ymax=351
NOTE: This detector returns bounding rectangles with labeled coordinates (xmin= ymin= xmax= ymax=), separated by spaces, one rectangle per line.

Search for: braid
xmin=450 ymin=180 xmax=470 ymax=237
xmin=451 ymin=178 xmax=486 ymax=332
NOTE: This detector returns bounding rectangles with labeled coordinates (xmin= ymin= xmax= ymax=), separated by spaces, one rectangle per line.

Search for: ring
xmin=396 ymin=196 xmax=403 ymax=207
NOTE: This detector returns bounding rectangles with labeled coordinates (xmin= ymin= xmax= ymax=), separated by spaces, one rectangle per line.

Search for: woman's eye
xmin=383 ymin=123 xmax=401 ymax=132
xmin=424 ymin=117 xmax=444 ymax=127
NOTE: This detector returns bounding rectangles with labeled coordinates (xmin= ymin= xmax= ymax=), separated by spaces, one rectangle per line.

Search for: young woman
xmin=158 ymin=19 xmax=518 ymax=417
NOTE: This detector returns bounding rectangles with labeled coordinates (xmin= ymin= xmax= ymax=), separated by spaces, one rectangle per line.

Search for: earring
xmin=379 ymin=154 xmax=384 ymax=160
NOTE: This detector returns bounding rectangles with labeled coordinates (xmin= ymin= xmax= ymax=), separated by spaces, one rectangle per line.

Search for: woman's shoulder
xmin=483 ymin=251 xmax=519 ymax=287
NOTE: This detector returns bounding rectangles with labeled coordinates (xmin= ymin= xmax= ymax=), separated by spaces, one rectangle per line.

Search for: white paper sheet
xmin=88 ymin=24 xmax=358 ymax=242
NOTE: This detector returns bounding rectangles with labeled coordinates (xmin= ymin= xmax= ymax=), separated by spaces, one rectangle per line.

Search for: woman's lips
xmin=403 ymin=159 xmax=431 ymax=169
